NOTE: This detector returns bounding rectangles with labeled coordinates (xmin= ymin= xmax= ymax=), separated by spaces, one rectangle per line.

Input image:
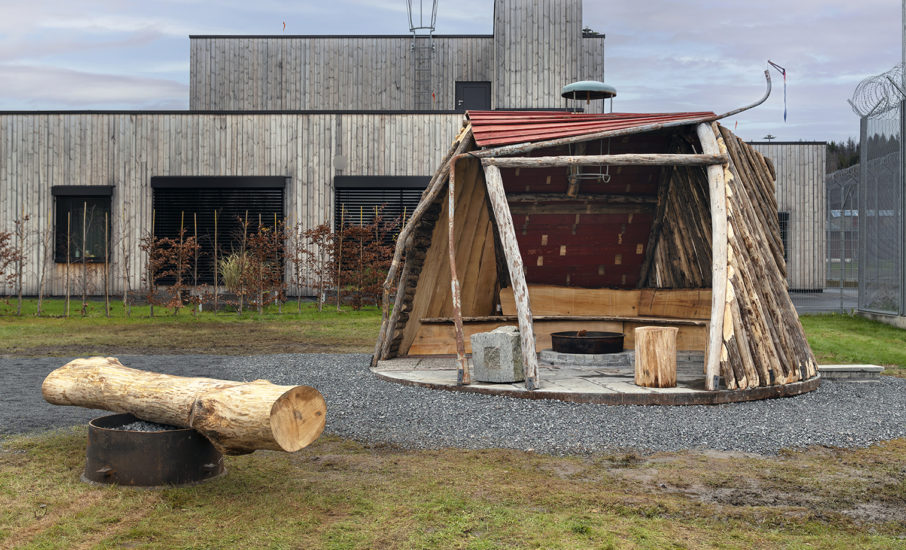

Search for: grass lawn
xmin=800 ymin=313 xmax=906 ymax=377
xmin=1 ymin=302 xmax=905 ymax=547
xmin=0 ymin=299 xmax=381 ymax=356
xmin=1 ymin=430 xmax=904 ymax=549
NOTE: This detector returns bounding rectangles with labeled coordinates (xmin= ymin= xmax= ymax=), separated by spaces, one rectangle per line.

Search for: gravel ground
xmin=3 ymin=353 xmax=905 ymax=455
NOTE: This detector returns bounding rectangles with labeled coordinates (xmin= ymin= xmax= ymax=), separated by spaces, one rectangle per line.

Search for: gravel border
xmin=3 ymin=353 xmax=905 ymax=455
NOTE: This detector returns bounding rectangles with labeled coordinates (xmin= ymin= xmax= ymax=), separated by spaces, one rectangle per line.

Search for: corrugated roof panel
xmin=467 ymin=110 xmax=716 ymax=147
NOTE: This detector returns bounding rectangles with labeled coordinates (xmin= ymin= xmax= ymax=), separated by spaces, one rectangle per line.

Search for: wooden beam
xmin=482 ymin=164 xmax=540 ymax=390
xmin=419 ymin=315 xmax=708 ymax=326
xmin=448 ymin=158 xmax=470 ymax=384
xmin=697 ymin=122 xmax=728 ymax=391
xmin=505 ymin=193 xmax=657 ymax=205
xmin=481 ymin=153 xmax=727 ymax=169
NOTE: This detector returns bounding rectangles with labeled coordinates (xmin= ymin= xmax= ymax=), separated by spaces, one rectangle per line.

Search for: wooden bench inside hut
xmin=374 ymin=110 xmax=819 ymax=394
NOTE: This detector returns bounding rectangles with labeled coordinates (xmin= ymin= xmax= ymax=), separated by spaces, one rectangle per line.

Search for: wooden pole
xmin=194 ymin=212 xmax=199 ymax=313
xmin=481 ymin=164 xmax=540 ymax=390
xmin=697 ymin=123 xmax=729 ymax=391
xmin=81 ymin=201 xmax=87 ymax=316
xmin=213 ymin=210 xmax=219 ymax=312
xmin=36 ymin=207 xmax=51 ymax=316
xmin=149 ymin=210 xmax=156 ymax=318
xmin=337 ymin=206 xmax=344 ymax=312
xmin=448 ymin=158 xmax=470 ymax=384
xmin=121 ymin=201 xmax=130 ymax=317
xmin=258 ymin=212 xmax=263 ymax=314
xmin=65 ymin=211 xmax=71 ymax=318
xmin=42 ymin=357 xmax=326 ymax=456
xmin=104 ymin=212 xmax=109 ymax=318
xmin=15 ymin=205 xmax=25 ymax=316
xmin=481 ymin=153 xmax=727 ymax=169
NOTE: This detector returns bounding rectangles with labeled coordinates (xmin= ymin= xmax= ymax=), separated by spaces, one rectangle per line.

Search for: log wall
xmin=0 ymin=112 xmax=463 ymax=296
xmin=719 ymin=127 xmax=819 ymax=388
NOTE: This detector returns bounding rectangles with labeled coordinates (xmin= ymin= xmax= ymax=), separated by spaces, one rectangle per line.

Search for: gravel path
xmin=3 ymin=353 xmax=905 ymax=455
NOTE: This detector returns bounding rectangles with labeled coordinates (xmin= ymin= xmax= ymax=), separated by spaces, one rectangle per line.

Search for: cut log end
xmin=270 ymin=385 xmax=327 ymax=453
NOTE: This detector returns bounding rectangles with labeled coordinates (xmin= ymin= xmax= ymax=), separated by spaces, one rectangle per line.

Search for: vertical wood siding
xmin=190 ymin=37 xmax=495 ymax=111
xmin=750 ymin=142 xmax=827 ymax=290
xmin=189 ymin=1 xmax=603 ymax=112
xmin=0 ymin=113 xmax=463 ymax=296
xmin=494 ymin=0 xmax=586 ymax=110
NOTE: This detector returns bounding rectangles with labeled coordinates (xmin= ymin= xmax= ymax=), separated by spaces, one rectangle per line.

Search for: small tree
xmin=13 ymin=213 xmax=28 ymax=315
xmin=246 ymin=218 xmax=286 ymax=314
xmin=0 ymin=229 xmax=21 ymax=305
xmin=302 ymin=223 xmax=336 ymax=312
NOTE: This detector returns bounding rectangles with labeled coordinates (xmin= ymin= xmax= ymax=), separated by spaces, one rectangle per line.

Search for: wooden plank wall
xmin=190 ymin=2 xmax=604 ymax=113
xmin=190 ymin=37 xmax=494 ymax=111
xmin=750 ymin=142 xmax=827 ymax=290
xmin=0 ymin=112 xmax=463 ymax=296
xmin=494 ymin=0 xmax=582 ymax=110
xmin=398 ymin=157 xmax=500 ymax=355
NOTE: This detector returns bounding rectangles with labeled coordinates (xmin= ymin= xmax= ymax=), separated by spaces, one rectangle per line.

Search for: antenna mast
xmin=407 ymin=0 xmax=438 ymax=110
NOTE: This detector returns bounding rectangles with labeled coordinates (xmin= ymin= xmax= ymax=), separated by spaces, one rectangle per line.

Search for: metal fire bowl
xmin=550 ymin=331 xmax=624 ymax=355
xmin=83 ymin=413 xmax=225 ymax=487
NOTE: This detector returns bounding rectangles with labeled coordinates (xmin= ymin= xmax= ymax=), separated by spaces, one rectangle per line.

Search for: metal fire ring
xmin=82 ymin=413 xmax=225 ymax=487
xmin=550 ymin=331 xmax=624 ymax=355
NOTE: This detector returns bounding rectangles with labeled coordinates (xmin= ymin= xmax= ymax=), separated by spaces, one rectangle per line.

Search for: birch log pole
xmin=42 ymin=357 xmax=326 ymax=455
xmin=696 ymin=123 xmax=728 ymax=391
xmin=448 ymin=158 xmax=470 ymax=384
xmin=482 ymin=164 xmax=540 ymax=390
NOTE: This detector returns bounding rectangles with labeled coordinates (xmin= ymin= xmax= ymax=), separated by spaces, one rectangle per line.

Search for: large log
xmin=42 ymin=357 xmax=326 ymax=455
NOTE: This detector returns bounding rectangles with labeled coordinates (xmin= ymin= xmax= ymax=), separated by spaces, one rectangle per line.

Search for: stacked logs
xmin=717 ymin=125 xmax=818 ymax=389
xmin=644 ymin=140 xmax=714 ymax=289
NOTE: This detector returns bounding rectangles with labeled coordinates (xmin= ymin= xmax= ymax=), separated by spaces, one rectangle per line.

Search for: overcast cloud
xmin=0 ymin=1 xmax=898 ymax=142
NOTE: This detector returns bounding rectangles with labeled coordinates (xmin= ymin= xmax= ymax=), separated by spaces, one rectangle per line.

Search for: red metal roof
xmin=467 ymin=110 xmax=716 ymax=147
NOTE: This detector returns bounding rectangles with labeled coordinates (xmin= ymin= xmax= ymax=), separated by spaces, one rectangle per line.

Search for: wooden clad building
xmin=0 ymin=0 xmax=606 ymax=297
xmin=749 ymin=142 xmax=827 ymax=291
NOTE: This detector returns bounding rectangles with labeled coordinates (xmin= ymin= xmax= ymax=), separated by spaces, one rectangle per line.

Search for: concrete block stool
xmin=470 ymin=326 xmax=524 ymax=383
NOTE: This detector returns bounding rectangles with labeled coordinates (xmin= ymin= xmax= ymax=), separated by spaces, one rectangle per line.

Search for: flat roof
xmin=189 ymin=34 xmax=493 ymax=39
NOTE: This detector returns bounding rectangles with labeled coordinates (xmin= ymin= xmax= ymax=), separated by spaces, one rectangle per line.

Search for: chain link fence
xmin=853 ymin=65 xmax=904 ymax=316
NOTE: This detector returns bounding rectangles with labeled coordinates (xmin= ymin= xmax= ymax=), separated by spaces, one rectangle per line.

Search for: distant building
xmin=0 ymin=0 xmax=605 ymax=296
xmin=749 ymin=141 xmax=827 ymax=292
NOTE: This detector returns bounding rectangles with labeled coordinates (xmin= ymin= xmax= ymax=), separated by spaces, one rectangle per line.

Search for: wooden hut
xmin=373 ymin=110 xmax=819 ymax=392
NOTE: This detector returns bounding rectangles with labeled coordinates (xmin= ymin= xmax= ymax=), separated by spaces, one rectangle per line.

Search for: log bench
xmin=408 ymin=315 xmax=707 ymax=355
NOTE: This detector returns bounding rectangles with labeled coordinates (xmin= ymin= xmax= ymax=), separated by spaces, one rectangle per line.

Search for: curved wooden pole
xmin=697 ymin=122 xmax=729 ymax=391
xmin=481 ymin=163 xmax=539 ymax=390
xmin=448 ymin=157 xmax=470 ymax=384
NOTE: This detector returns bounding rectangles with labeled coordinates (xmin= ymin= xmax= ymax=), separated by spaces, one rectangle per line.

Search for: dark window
xmin=455 ymin=81 xmax=491 ymax=112
xmin=151 ymin=177 xmax=286 ymax=285
xmin=53 ymin=187 xmax=113 ymax=263
xmin=778 ymin=211 xmax=790 ymax=262
xmin=334 ymin=176 xmax=429 ymax=241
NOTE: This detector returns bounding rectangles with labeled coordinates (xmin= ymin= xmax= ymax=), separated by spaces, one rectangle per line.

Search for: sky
xmin=0 ymin=0 xmax=899 ymax=143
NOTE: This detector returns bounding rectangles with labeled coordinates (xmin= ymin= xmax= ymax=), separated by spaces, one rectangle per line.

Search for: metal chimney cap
xmin=561 ymin=81 xmax=617 ymax=99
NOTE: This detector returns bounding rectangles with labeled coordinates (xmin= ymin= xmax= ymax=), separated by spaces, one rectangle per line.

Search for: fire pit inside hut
xmin=550 ymin=330 xmax=624 ymax=355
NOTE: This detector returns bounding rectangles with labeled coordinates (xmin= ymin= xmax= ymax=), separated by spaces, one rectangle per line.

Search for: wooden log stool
xmin=634 ymin=327 xmax=678 ymax=388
